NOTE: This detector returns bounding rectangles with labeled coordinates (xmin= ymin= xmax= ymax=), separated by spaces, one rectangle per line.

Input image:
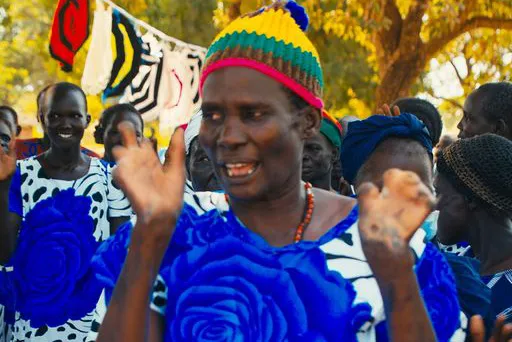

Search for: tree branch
xmin=398 ymin=0 xmax=429 ymax=52
xmin=449 ymin=59 xmax=464 ymax=85
xmin=373 ymin=0 xmax=403 ymax=75
xmin=426 ymin=89 xmax=464 ymax=110
xmin=425 ymin=16 xmax=512 ymax=59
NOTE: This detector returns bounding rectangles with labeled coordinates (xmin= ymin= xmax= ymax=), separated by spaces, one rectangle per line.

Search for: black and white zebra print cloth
xmin=120 ymin=33 xmax=164 ymax=122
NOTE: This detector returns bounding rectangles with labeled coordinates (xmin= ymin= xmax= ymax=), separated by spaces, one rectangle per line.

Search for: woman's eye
xmin=203 ymin=111 xmax=222 ymax=121
xmin=246 ymin=110 xmax=264 ymax=119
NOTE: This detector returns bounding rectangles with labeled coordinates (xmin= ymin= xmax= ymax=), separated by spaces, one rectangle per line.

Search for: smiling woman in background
xmin=0 ymin=82 xmax=132 ymax=341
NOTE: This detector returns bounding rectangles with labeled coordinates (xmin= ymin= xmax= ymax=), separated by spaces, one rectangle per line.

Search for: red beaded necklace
xmin=224 ymin=182 xmax=315 ymax=243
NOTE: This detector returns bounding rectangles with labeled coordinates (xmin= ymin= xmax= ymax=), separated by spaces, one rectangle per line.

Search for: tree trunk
xmin=374 ymin=53 xmax=427 ymax=108
xmin=228 ymin=0 xmax=242 ymax=21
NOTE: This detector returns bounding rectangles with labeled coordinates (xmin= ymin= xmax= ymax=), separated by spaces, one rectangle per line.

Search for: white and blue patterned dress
xmin=3 ymin=157 xmax=132 ymax=342
xmin=89 ymin=188 xmax=467 ymax=341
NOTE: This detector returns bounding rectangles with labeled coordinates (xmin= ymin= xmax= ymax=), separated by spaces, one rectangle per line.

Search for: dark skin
xmin=0 ymin=120 xmax=13 ymax=153
xmin=0 ymin=109 xmax=21 ymax=138
xmin=458 ymin=90 xmax=511 ymax=140
xmin=97 ymin=68 xmax=437 ymax=342
xmin=103 ymin=111 xmax=143 ymax=163
xmin=37 ymin=88 xmax=92 ymax=180
xmin=0 ymin=87 xmax=128 ymax=264
xmin=434 ymin=135 xmax=456 ymax=163
xmin=471 ymin=315 xmax=512 ymax=342
xmin=302 ymin=133 xmax=336 ymax=191
xmin=355 ymin=138 xmax=433 ymax=192
xmin=435 ymin=173 xmax=512 ymax=275
xmin=186 ymin=137 xmax=221 ymax=192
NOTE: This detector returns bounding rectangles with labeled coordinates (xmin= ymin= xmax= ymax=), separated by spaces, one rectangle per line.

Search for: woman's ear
xmin=495 ymin=119 xmax=511 ymax=138
xmin=467 ymin=197 xmax=479 ymax=212
xmin=86 ymin=114 xmax=92 ymax=128
xmin=300 ymin=107 xmax=321 ymax=140
xmin=331 ymin=147 xmax=340 ymax=163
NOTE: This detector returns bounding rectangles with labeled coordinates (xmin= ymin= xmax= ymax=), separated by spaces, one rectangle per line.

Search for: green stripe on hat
xmin=206 ymin=31 xmax=324 ymax=87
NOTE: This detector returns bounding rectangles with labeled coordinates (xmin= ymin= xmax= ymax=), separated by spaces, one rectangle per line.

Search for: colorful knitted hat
xmin=320 ymin=111 xmax=343 ymax=149
xmin=437 ymin=134 xmax=512 ymax=215
xmin=200 ymin=1 xmax=324 ymax=109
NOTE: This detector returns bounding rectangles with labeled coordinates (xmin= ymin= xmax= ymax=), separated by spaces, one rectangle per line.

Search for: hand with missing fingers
xmin=358 ymin=169 xmax=435 ymax=282
xmin=377 ymin=104 xmax=401 ymax=117
xmin=112 ymin=122 xmax=186 ymax=240
xmin=471 ymin=315 xmax=512 ymax=342
xmin=0 ymin=140 xmax=16 ymax=182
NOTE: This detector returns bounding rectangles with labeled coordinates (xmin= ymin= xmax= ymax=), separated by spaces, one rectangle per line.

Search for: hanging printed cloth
xmin=49 ymin=0 xmax=90 ymax=72
xmin=158 ymin=46 xmax=194 ymax=133
xmin=81 ymin=0 xmax=113 ymax=95
xmin=120 ymin=33 xmax=164 ymax=122
xmin=183 ymin=48 xmax=205 ymax=115
xmin=102 ymin=9 xmax=143 ymax=103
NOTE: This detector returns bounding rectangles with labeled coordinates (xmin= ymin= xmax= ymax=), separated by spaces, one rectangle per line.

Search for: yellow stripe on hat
xmin=212 ymin=8 xmax=320 ymax=61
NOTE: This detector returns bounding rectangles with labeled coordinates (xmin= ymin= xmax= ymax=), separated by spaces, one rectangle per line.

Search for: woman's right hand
xmin=471 ymin=315 xmax=512 ymax=342
xmin=0 ymin=140 xmax=16 ymax=182
xmin=376 ymin=104 xmax=401 ymax=117
xmin=112 ymin=123 xmax=186 ymax=244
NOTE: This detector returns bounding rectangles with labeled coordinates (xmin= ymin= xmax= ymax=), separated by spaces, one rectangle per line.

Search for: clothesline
xmin=97 ymin=0 xmax=207 ymax=52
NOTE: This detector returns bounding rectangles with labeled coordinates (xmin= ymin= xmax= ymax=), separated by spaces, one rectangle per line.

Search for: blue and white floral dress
xmin=90 ymin=189 xmax=467 ymax=341
xmin=1 ymin=157 xmax=132 ymax=342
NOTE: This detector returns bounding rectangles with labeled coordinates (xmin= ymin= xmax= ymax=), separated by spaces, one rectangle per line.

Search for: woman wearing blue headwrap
xmin=341 ymin=113 xmax=494 ymax=336
xmin=341 ymin=113 xmax=433 ymax=187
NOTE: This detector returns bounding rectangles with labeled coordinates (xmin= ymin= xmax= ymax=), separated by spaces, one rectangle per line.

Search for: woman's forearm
xmin=96 ymin=221 xmax=172 ymax=342
xmin=378 ymin=271 xmax=437 ymax=342
xmin=0 ymin=179 xmax=20 ymax=263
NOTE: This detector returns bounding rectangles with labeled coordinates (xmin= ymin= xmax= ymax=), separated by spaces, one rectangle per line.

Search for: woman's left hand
xmin=358 ymin=169 xmax=435 ymax=283
xmin=471 ymin=315 xmax=512 ymax=342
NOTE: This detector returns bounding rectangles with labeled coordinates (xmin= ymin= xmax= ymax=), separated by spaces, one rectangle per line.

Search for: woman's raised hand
xmin=112 ymin=123 xmax=186 ymax=240
xmin=358 ymin=169 xmax=435 ymax=280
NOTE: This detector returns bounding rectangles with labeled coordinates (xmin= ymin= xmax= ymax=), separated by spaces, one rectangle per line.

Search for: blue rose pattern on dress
xmin=163 ymin=236 xmax=369 ymax=342
xmin=416 ymin=243 xmax=461 ymax=342
xmin=8 ymin=189 xmax=102 ymax=328
xmin=92 ymin=204 xmax=462 ymax=341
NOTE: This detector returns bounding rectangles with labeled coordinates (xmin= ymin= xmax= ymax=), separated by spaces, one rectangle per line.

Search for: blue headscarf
xmin=340 ymin=113 xmax=433 ymax=184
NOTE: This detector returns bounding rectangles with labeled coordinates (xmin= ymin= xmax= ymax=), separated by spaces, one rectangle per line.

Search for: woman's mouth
xmin=225 ymin=163 xmax=258 ymax=178
xmin=57 ymin=131 xmax=74 ymax=139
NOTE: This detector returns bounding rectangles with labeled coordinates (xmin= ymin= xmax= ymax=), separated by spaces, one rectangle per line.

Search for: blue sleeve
xmin=8 ymin=166 xmax=22 ymax=217
xmin=444 ymin=253 xmax=494 ymax=338
xmin=416 ymin=243 xmax=465 ymax=341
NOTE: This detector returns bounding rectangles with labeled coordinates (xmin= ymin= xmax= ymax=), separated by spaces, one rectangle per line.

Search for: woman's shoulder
xmin=16 ymin=155 xmax=39 ymax=168
xmin=311 ymin=188 xmax=357 ymax=237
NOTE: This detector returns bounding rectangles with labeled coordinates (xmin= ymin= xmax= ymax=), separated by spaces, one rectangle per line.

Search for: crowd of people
xmin=0 ymin=1 xmax=511 ymax=341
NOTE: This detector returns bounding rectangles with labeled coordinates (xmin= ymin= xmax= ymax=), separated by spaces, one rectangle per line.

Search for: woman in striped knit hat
xmin=92 ymin=2 xmax=464 ymax=341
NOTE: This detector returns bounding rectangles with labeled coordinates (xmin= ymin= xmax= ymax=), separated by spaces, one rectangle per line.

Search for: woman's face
xmin=435 ymin=173 xmax=471 ymax=245
xmin=103 ymin=111 xmax=143 ymax=162
xmin=42 ymin=89 xmax=89 ymax=149
xmin=200 ymin=67 xmax=318 ymax=200
xmin=187 ymin=138 xmax=221 ymax=192
xmin=0 ymin=120 xmax=13 ymax=153
xmin=302 ymin=133 xmax=334 ymax=184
